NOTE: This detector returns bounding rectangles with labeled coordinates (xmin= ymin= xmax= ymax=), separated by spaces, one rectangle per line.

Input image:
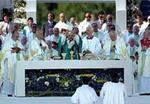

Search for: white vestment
xmin=129 ymin=34 xmax=141 ymax=47
xmin=0 ymin=21 xmax=11 ymax=35
xmin=100 ymin=82 xmax=127 ymax=104
xmin=122 ymin=30 xmax=133 ymax=46
xmin=78 ymin=19 xmax=92 ymax=37
xmin=71 ymin=85 xmax=98 ymax=104
xmin=44 ymin=48 xmax=59 ymax=60
xmin=27 ymin=32 xmax=36 ymax=44
xmin=127 ymin=45 xmax=139 ymax=58
xmin=1 ymin=38 xmax=23 ymax=95
xmin=142 ymin=48 xmax=150 ymax=77
xmin=54 ymin=21 xmax=72 ymax=32
xmin=23 ymin=25 xmax=32 ymax=37
xmin=103 ymin=36 xmax=127 ymax=60
xmin=135 ymin=22 xmax=148 ymax=36
xmin=29 ymin=37 xmax=48 ymax=60
xmin=139 ymin=48 xmax=150 ymax=94
xmin=82 ymin=36 xmax=102 ymax=57
xmin=93 ymin=31 xmax=105 ymax=45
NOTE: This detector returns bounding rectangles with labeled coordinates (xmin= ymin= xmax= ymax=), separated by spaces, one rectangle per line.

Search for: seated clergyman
xmin=82 ymin=26 xmax=102 ymax=60
xmin=61 ymin=31 xmax=81 ymax=60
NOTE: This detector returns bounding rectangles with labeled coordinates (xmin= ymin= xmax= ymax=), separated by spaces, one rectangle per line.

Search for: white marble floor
xmin=0 ymin=95 xmax=150 ymax=104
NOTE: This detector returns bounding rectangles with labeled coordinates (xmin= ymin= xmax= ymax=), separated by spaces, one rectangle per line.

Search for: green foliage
xmin=37 ymin=3 xmax=49 ymax=27
xmin=37 ymin=3 xmax=115 ymax=27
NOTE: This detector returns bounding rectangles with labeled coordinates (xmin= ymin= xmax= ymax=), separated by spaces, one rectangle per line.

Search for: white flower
xmin=25 ymin=77 xmax=29 ymax=82
xmin=92 ymin=75 xmax=97 ymax=81
xmin=19 ymin=7 xmax=25 ymax=12
xmin=14 ymin=18 xmax=27 ymax=24
xmin=44 ymin=81 xmax=49 ymax=86
xmin=64 ymin=81 xmax=69 ymax=87
xmin=76 ymin=75 xmax=80 ymax=80
xmin=56 ymin=77 xmax=59 ymax=82
xmin=14 ymin=7 xmax=25 ymax=12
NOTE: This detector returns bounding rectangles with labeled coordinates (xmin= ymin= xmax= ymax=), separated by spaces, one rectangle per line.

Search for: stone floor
xmin=0 ymin=95 xmax=150 ymax=104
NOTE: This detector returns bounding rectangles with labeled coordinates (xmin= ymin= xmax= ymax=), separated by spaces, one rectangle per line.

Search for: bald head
xmin=59 ymin=13 xmax=65 ymax=22
xmin=109 ymin=30 xmax=117 ymax=41
xmin=53 ymin=28 xmax=59 ymax=36
xmin=85 ymin=12 xmax=91 ymax=21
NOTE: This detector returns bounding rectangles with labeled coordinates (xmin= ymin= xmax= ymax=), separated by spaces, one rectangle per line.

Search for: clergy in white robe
xmin=126 ymin=37 xmax=139 ymax=93
xmin=142 ymin=48 xmax=150 ymax=77
xmin=134 ymin=15 xmax=148 ymax=36
xmin=48 ymin=29 xmax=66 ymax=45
xmin=78 ymin=12 xmax=93 ymax=37
xmin=20 ymin=36 xmax=30 ymax=60
xmin=54 ymin=13 xmax=72 ymax=32
xmin=139 ymin=48 xmax=150 ymax=94
xmin=29 ymin=36 xmax=48 ymax=60
xmin=71 ymin=77 xmax=98 ymax=104
xmin=100 ymin=81 xmax=127 ymax=104
xmin=1 ymin=30 xmax=23 ymax=95
xmin=100 ymin=74 xmax=127 ymax=104
xmin=26 ymin=23 xmax=37 ymax=44
xmin=44 ymin=40 xmax=59 ymax=60
xmin=22 ymin=17 xmax=34 ymax=37
xmin=102 ymin=30 xmax=127 ymax=60
xmin=91 ymin=22 xmax=105 ymax=48
xmin=45 ymin=28 xmax=66 ymax=56
xmin=138 ymin=28 xmax=150 ymax=94
xmin=127 ymin=37 xmax=139 ymax=59
xmin=0 ymin=15 xmax=12 ymax=35
xmin=82 ymin=26 xmax=102 ymax=59
xmin=122 ymin=24 xmax=133 ymax=46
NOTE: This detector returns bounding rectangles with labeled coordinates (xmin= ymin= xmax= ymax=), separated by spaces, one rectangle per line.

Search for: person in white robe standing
xmin=138 ymin=27 xmax=150 ymax=94
xmin=23 ymin=17 xmax=34 ymax=38
xmin=1 ymin=29 xmax=23 ymax=96
xmin=100 ymin=73 xmax=127 ymax=104
xmin=102 ymin=30 xmax=127 ymax=60
xmin=0 ymin=15 xmax=12 ymax=36
xmin=78 ymin=12 xmax=93 ymax=37
xmin=54 ymin=12 xmax=72 ymax=32
xmin=71 ymin=77 xmax=98 ymax=104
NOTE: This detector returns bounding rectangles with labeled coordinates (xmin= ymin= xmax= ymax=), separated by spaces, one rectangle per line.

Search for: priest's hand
xmin=11 ymin=47 xmax=21 ymax=53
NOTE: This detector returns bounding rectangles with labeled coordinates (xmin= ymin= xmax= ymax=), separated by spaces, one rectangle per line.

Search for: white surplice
xmin=100 ymin=81 xmax=127 ymax=104
xmin=23 ymin=25 xmax=32 ymax=37
xmin=103 ymin=36 xmax=127 ymax=60
xmin=127 ymin=45 xmax=139 ymax=58
xmin=54 ymin=21 xmax=72 ymax=32
xmin=139 ymin=48 xmax=150 ymax=94
xmin=82 ymin=36 xmax=102 ymax=56
xmin=78 ymin=19 xmax=92 ymax=37
xmin=29 ymin=37 xmax=48 ymax=60
xmin=1 ymin=38 xmax=23 ymax=95
xmin=0 ymin=21 xmax=11 ymax=35
xmin=71 ymin=84 xmax=98 ymax=104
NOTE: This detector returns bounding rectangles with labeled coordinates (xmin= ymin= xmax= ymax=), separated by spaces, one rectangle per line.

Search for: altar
xmin=15 ymin=60 xmax=133 ymax=97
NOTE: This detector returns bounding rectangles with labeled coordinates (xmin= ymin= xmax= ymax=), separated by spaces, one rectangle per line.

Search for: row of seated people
xmin=1 ymin=24 xmax=129 ymax=61
xmin=0 ymin=21 xmax=150 ymax=62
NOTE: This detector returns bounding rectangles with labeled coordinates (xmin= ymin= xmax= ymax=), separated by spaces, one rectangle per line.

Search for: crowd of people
xmin=0 ymin=10 xmax=150 ymax=103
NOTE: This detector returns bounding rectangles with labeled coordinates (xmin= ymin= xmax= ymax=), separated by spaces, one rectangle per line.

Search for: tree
xmin=37 ymin=3 xmax=115 ymax=27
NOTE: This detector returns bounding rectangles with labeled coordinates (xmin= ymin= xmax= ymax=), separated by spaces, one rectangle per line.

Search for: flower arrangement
xmin=13 ymin=0 xmax=27 ymax=26
xmin=25 ymin=69 xmax=123 ymax=96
